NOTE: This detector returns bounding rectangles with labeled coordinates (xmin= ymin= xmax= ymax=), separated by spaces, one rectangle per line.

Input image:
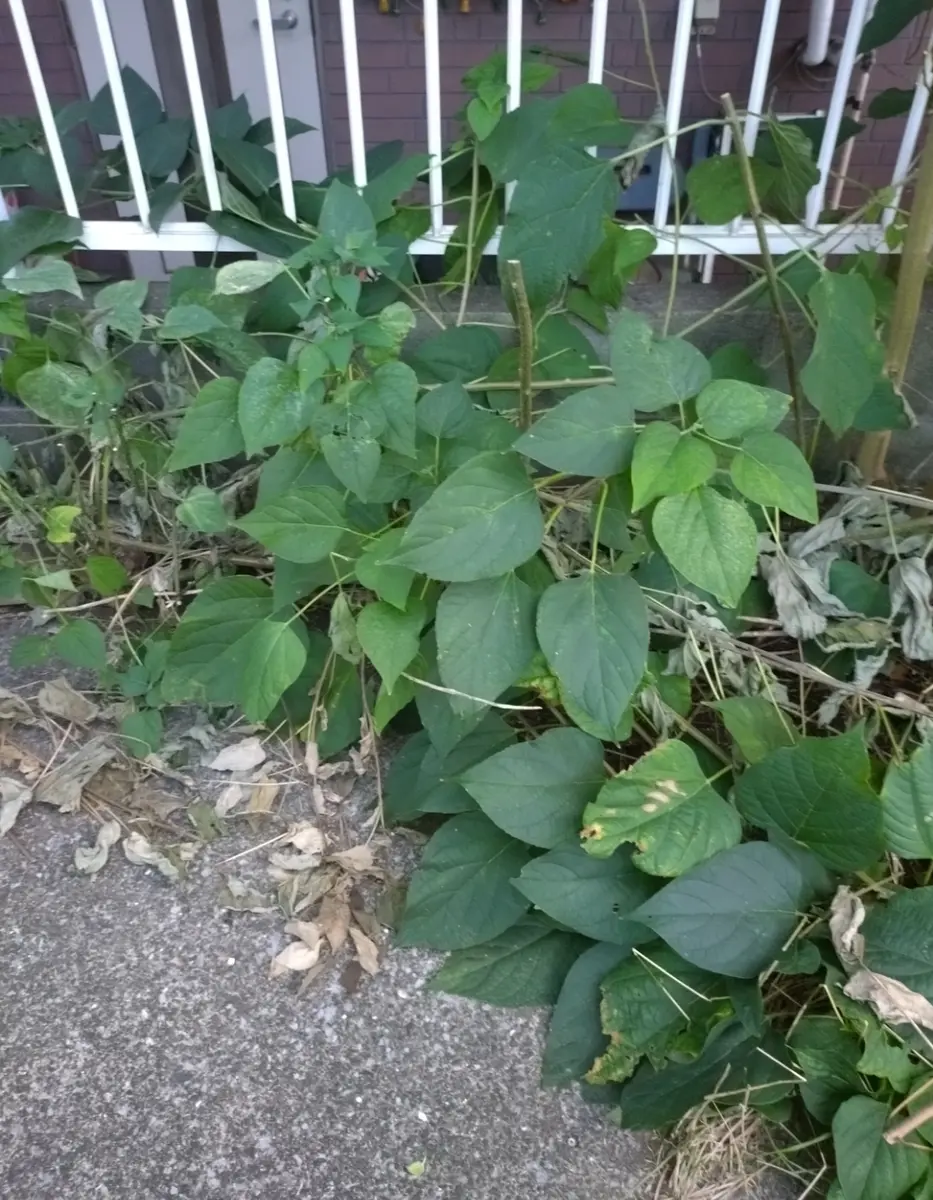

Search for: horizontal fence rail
xmin=2 ymin=0 xmax=931 ymax=265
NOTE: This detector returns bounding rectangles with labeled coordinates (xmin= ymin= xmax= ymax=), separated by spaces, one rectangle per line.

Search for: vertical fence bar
xmin=504 ymin=0 xmax=523 ymax=210
xmin=171 ymin=0 xmax=222 ymax=211
xmin=338 ymin=0 xmax=367 ymax=188
xmin=805 ymin=0 xmax=872 ymax=227
xmin=88 ymin=0 xmax=150 ymax=226
xmin=423 ymin=0 xmax=444 ymax=235
xmin=255 ymin=0 xmax=297 ymax=220
xmin=8 ymin=0 xmax=80 ymax=218
xmin=653 ymin=0 xmax=696 ymax=229
xmin=588 ymin=0 xmax=609 ymax=84
xmin=742 ymin=0 xmax=783 ymax=154
xmin=882 ymin=48 xmax=933 ymax=227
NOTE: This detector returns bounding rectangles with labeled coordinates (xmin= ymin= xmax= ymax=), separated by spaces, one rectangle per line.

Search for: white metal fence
xmin=3 ymin=0 xmax=932 ymax=262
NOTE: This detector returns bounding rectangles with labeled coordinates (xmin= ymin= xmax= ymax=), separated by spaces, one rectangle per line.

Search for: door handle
xmin=252 ymin=9 xmax=299 ymax=32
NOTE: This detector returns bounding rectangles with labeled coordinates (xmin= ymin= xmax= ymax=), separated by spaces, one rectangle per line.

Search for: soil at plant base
xmin=0 ymin=613 xmax=795 ymax=1200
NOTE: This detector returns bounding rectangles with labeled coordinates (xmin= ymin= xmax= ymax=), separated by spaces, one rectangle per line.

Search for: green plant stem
xmin=589 ymin=482 xmax=608 ymax=571
xmin=858 ymin=109 xmax=933 ymax=481
xmin=457 ymin=146 xmax=481 ymax=327
xmin=721 ymin=93 xmax=805 ymax=450
xmin=505 ymin=259 xmax=534 ymax=432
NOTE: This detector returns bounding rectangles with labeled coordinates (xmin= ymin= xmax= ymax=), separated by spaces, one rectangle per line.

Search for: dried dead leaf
xmin=329 ymin=844 xmax=379 ymax=875
xmin=38 ymin=677 xmax=99 ymax=725
xmin=270 ymin=939 xmax=321 ymax=978
xmin=34 ymin=737 xmax=115 ymax=813
xmin=287 ymin=822 xmax=325 ymax=855
xmin=187 ymin=800 xmax=224 ymax=842
xmin=317 ymin=759 xmax=353 ymax=782
xmin=123 ymin=830 xmax=182 ymax=882
xmin=182 ymin=722 xmax=215 ymax=751
xmin=214 ymin=783 xmax=245 ymax=817
xmin=351 ymin=902 xmax=384 ymax=943
xmin=209 ymin=737 xmax=266 ymax=773
xmin=349 ymin=925 xmax=380 ymax=976
xmin=829 ymin=885 xmax=866 ymax=971
xmin=132 ymin=787 xmax=183 ymax=821
xmin=297 ymin=957 xmax=333 ymax=996
xmin=304 ymin=740 xmax=319 ymax=777
xmin=293 ymin=864 xmax=342 ymax=914
xmin=283 ymin=919 xmax=322 ymax=951
xmin=0 ymin=776 xmax=31 ymax=835
xmin=311 ymin=782 xmax=327 ymax=814
xmin=319 ymin=892 xmax=352 ymax=952
xmin=844 ymin=971 xmax=933 ymax=1032
xmin=74 ymin=819 xmax=122 ymax=875
xmin=218 ymin=876 xmax=274 ymax=913
xmin=246 ymin=775 xmax=279 ymax=813
xmin=0 ymin=687 xmax=36 ymax=725
xmin=269 ymin=849 xmax=323 ymax=872
xmin=340 ymin=958 xmax=364 ymax=994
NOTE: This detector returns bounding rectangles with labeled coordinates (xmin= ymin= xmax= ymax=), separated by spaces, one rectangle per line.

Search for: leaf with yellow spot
xmin=581 ymin=739 xmax=741 ymax=877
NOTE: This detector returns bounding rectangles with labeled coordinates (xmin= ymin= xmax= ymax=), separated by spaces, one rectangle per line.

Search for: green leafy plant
xmin=1 ymin=43 xmax=932 ymax=1196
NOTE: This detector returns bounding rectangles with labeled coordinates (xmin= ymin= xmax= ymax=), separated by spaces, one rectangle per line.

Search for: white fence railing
xmin=3 ymin=0 xmax=932 ymax=262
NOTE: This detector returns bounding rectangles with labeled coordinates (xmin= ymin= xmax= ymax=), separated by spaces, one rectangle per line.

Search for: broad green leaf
xmin=498 ymin=146 xmax=619 ymax=309
xmin=136 ymin=117 xmax=192 ymax=176
xmin=396 ymin=811 xmax=531 ymax=950
xmin=861 ymin=0 xmax=931 ymax=51
xmin=653 ymin=487 xmax=758 ymax=608
xmin=257 ymin=445 xmax=339 ymax=504
xmin=0 ymin=292 xmax=29 ymax=338
xmin=513 ymin=384 xmax=636 ymax=477
xmin=461 ymin=726 xmax=605 ymax=849
xmin=582 ymin=739 xmax=742 ymax=876
xmin=801 ymin=273 xmax=885 ymax=437
xmin=214 ymin=259 xmax=283 ymax=295
xmin=630 ymin=423 xmax=716 ymax=511
xmin=696 ymin=379 xmax=771 ymax=441
xmin=236 ymin=486 xmax=347 ymax=563
xmin=731 ymin=431 xmax=818 ymax=523
xmin=409 ymin=325 xmax=502 ymax=383
xmin=4 ymin=257 xmax=82 ymax=299
xmin=514 ymin=844 xmax=656 ymax=942
xmin=761 ymin=119 xmax=820 ymax=214
xmin=16 ymin=361 xmax=95 ymax=426
xmin=592 ymin=946 xmax=723 ymax=1085
xmin=414 ymin=635 xmax=490 ymax=758
xmin=735 ymin=730 xmax=884 ymax=872
xmin=357 ymin=599 xmax=424 ymax=692
xmin=790 ymin=1016 xmax=865 ymax=1125
xmin=858 ymin=1025 xmax=915 ymax=1094
xmin=416 ymin=380 xmax=475 ymax=439
xmin=709 ymin=343 xmax=768 ymax=386
xmin=319 ymin=178 xmax=377 ymax=246
xmin=362 ymin=360 xmax=418 ymax=458
xmin=158 ymin=304 xmax=224 ymax=340
xmin=868 ymin=87 xmax=916 ymax=120
xmin=89 ymin=65 xmax=163 ymax=135
xmin=356 ymin=528 xmax=413 ymax=610
xmin=45 ymin=504 xmax=80 ymax=544
xmin=163 ymin=576 xmax=287 ymax=710
xmin=834 ymin=1098 xmax=926 ymax=1200
xmin=428 ymin=914 xmax=585 ymax=1006
xmin=0 ymin=206 xmax=82 ymax=274
xmin=395 ymin=451 xmax=543 ymax=582
xmin=610 ymin=311 xmax=711 ymax=413
xmin=541 ymin=939 xmax=640 ymax=1087
xmin=95 ymin=278 xmax=148 ymax=340
xmin=53 ymin=619 xmax=107 ymax=671
xmin=238 ymin=357 xmax=321 ymax=456
xmin=585 ymin=222 xmax=657 ymax=309
xmin=213 ymin=137 xmax=278 ymax=195
xmin=631 ymin=841 xmax=819 ymax=978
xmin=240 ymin=615 xmax=308 ymax=722
xmin=166 ymin=378 xmax=245 ymax=471
xmin=711 ymin=695 xmax=798 ymax=763
xmin=176 ymin=485 xmax=228 ymax=533
xmin=616 ymin=1020 xmax=761 ymax=1129
xmin=882 ymin=737 xmax=933 ymax=859
xmin=85 ymin=555 xmax=128 ymax=597
xmin=537 ymin=573 xmax=648 ymax=742
xmin=685 ymin=154 xmax=777 ymax=223
xmin=120 ymin=709 xmax=163 ymax=758
xmin=862 ymin=888 xmax=933 ymax=1002
xmin=328 ymin=592 xmax=361 ymax=664
xmin=435 ymin=574 xmax=537 ymax=710
xmin=320 ymin=434 xmax=381 ymax=501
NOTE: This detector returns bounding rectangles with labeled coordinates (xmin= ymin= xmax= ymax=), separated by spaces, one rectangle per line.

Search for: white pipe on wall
xmin=802 ymin=0 xmax=836 ymax=66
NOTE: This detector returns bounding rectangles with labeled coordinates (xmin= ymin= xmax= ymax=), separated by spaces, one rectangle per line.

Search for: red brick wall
xmin=316 ymin=0 xmax=921 ymax=195
xmin=0 ymin=0 xmax=84 ymax=115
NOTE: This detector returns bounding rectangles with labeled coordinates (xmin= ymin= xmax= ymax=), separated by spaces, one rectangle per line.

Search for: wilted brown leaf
xmin=74 ymin=819 xmax=122 ymax=875
xmin=844 ymin=970 xmax=933 ymax=1031
xmin=329 ymin=844 xmax=379 ymax=875
xmin=38 ymin=678 xmax=99 ymax=725
xmin=340 ymin=959 xmax=364 ymax=994
xmin=214 ymin=783 xmax=245 ymax=817
xmin=351 ymin=901 xmax=383 ymax=943
xmin=0 ymin=687 xmax=36 ymax=725
xmin=34 ymin=738 xmax=115 ymax=813
xmin=187 ymin=800 xmax=224 ymax=842
xmin=247 ymin=775 xmax=279 ymax=813
xmin=319 ymin=892 xmax=352 ymax=952
xmin=270 ymin=939 xmax=321 ymax=978
xmin=304 ymin=740 xmax=319 ymax=777
xmin=829 ymin=886 xmax=865 ymax=970
xmin=269 ymin=849 xmax=322 ymax=872
xmin=123 ymin=830 xmax=193 ymax=881
xmin=209 ymin=737 xmax=266 ymax=773
xmin=284 ymin=919 xmax=322 ymax=951
xmin=218 ymin=876 xmax=274 ymax=914
xmin=0 ymin=776 xmax=31 ymax=836
xmin=287 ymin=822 xmax=325 ymax=855
xmin=293 ymin=864 xmax=342 ymax=914
xmin=349 ymin=925 xmax=380 ymax=976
